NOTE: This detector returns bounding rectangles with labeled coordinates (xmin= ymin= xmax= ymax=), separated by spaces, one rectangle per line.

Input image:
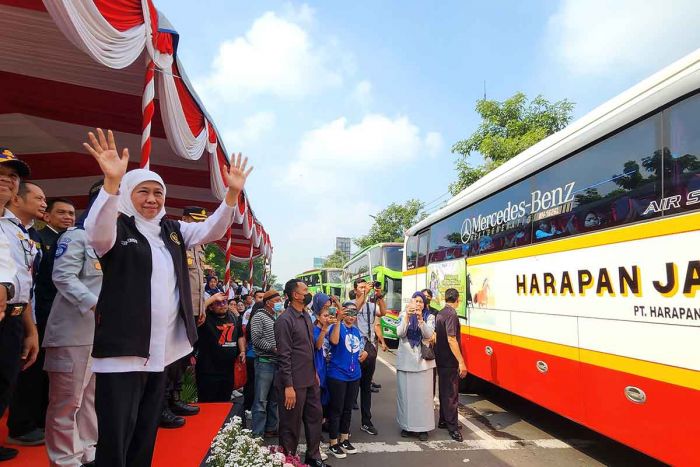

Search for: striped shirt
xmin=250 ymin=308 xmax=276 ymax=360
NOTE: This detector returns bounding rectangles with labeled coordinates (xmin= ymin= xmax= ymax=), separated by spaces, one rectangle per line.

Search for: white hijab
xmin=117 ymin=169 xmax=167 ymax=247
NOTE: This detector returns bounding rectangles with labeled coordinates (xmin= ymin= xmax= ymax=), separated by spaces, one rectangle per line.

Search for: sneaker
xmin=7 ymin=428 xmax=45 ymax=446
xmin=418 ymin=431 xmax=429 ymax=442
xmin=328 ymin=444 xmax=346 ymax=459
xmin=370 ymin=386 xmax=380 ymax=393
xmin=371 ymin=382 xmax=382 ymax=389
xmin=449 ymin=430 xmax=464 ymax=442
xmin=0 ymin=446 xmax=18 ymax=461
xmin=361 ymin=424 xmax=378 ymax=436
xmin=231 ymin=389 xmax=244 ymax=399
xmin=339 ymin=440 xmax=357 ymax=454
xmin=320 ymin=449 xmax=328 ymax=461
xmin=400 ymin=429 xmax=411 ymax=438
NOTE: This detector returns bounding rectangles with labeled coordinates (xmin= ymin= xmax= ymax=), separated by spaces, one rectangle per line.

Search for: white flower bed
xmin=206 ymin=416 xmax=301 ymax=467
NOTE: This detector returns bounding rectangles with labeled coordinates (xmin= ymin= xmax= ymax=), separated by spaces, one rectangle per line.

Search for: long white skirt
xmin=396 ymin=369 xmax=435 ymax=432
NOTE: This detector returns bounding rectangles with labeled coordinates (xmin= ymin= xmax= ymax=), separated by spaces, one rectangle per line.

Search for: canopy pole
xmin=248 ymin=241 xmax=254 ymax=288
xmin=140 ymin=59 xmax=155 ymax=169
xmin=224 ymin=226 xmax=232 ymax=292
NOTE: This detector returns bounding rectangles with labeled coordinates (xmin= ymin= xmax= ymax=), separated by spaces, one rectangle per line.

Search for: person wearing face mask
xmin=82 ymin=128 xmax=252 ymax=467
xmin=274 ymin=279 xmax=328 ymax=467
xmin=250 ymin=289 xmax=282 ymax=438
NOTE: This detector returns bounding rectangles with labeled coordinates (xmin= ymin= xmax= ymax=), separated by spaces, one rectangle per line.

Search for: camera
xmin=372 ymin=281 xmax=381 ymax=289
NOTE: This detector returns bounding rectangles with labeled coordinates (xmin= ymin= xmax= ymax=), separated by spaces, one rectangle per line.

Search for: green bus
xmin=295 ymin=268 xmax=344 ymax=297
xmin=343 ymin=242 xmax=403 ymax=344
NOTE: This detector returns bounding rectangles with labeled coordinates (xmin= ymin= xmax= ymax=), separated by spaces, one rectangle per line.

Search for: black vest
xmin=92 ymin=214 xmax=197 ymax=359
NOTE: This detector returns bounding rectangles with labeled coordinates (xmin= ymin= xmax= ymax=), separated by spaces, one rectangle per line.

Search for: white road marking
xmin=299 ymin=438 xmax=577 ymax=454
xmin=376 ymin=354 xmax=495 ymax=442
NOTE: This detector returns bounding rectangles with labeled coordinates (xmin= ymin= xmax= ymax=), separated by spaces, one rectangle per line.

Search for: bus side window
xmin=406 ymin=236 xmax=418 ymax=270
xmin=417 ymin=231 xmax=429 ymax=268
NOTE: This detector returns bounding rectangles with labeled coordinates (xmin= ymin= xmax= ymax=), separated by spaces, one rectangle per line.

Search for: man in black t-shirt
xmin=196 ymin=299 xmax=245 ymax=402
xmin=434 ymin=288 xmax=467 ymax=442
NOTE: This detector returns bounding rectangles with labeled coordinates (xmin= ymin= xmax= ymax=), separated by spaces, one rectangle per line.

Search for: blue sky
xmin=161 ymin=0 xmax=700 ymax=282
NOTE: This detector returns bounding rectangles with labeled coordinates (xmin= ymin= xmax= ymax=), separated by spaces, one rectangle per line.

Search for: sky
xmin=161 ymin=0 xmax=700 ymax=282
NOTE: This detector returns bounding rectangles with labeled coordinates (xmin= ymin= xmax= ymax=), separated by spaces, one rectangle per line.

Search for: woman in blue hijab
xmin=395 ymin=291 xmax=436 ymax=441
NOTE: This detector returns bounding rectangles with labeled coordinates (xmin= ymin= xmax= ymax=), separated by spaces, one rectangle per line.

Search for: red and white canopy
xmin=0 ymin=0 xmax=272 ymax=261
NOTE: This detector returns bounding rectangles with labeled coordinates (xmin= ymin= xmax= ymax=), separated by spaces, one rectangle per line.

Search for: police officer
xmin=0 ymin=148 xmax=40 ymax=462
xmin=43 ymin=181 xmax=103 ymax=467
xmin=159 ymin=206 xmax=208 ymax=429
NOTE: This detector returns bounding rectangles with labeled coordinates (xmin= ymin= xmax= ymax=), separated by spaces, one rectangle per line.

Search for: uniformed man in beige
xmin=159 ymin=206 xmax=209 ymax=429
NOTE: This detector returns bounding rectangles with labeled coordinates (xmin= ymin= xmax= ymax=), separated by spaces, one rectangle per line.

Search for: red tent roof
xmin=0 ymin=0 xmax=271 ymax=261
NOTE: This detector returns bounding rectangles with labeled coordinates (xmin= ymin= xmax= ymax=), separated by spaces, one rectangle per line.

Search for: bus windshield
xmin=384 ymin=246 xmax=403 ymax=271
xmin=324 ymin=269 xmax=343 ymax=284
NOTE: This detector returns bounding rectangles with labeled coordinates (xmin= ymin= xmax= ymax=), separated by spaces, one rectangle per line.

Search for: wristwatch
xmin=1 ymin=282 xmax=15 ymax=301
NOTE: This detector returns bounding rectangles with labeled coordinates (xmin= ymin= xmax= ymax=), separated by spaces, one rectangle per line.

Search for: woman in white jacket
xmin=395 ymin=291 xmax=436 ymax=441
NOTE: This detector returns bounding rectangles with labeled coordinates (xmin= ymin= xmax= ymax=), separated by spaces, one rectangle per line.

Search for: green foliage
xmin=180 ymin=365 xmax=198 ymax=403
xmin=450 ymin=92 xmax=575 ymax=195
xmin=354 ymin=199 xmax=427 ymax=249
xmin=203 ymin=244 xmax=276 ymax=288
xmin=323 ymin=249 xmax=349 ymax=268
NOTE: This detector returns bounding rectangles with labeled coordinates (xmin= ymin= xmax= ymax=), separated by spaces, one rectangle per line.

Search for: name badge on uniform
xmin=169 ymin=232 xmax=181 ymax=245
xmin=187 ymin=257 xmax=194 ymax=266
xmin=94 ymin=261 xmax=102 ymax=270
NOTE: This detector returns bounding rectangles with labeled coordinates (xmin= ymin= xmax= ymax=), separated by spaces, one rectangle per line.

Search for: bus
xmin=343 ymin=243 xmax=403 ymax=344
xmin=402 ymin=50 xmax=700 ymax=466
xmin=295 ymin=268 xmax=344 ymax=297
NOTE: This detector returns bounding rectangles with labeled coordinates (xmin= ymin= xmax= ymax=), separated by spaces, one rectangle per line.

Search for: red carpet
xmin=0 ymin=402 xmax=231 ymax=466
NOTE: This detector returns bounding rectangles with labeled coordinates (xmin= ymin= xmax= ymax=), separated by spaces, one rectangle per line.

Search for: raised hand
xmin=225 ymin=152 xmax=253 ymax=194
xmin=83 ymin=129 xmax=130 ymax=194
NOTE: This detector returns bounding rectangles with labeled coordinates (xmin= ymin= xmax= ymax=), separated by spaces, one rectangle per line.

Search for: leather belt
xmin=5 ymin=303 xmax=27 ymax=317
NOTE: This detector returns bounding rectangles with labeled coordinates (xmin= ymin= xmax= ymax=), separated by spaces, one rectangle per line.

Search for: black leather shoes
xmin=159 ymin=407 xmax=185 ymax=429
xmin=170 ymin=399 xmax=200 ymax=416
xmin=0 ymin=446 xmax=18 ymax=461
xmin=304 ymin=456 xmax=331 ymax=467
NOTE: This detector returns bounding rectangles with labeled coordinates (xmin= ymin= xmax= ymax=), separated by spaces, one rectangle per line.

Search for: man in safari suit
xmin=42 ymin=180 xmax=103 ymax=467
xmin=160 ymin=206 xmax=208 ymax=428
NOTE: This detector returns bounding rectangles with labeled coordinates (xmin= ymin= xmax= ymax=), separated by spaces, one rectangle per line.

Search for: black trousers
xmin=95 ymin=371 xmax=166 ymax=467
xmin=196 ymin=371 xmax=234 ymax=403
xmin=359 ymin=347 xmax=376 ymax=426
xmin=277 ymin=384 xmax=322 ymax=461
xmin=437 ymin=366 xmax=460 ymax=432
xmin=0 ymin=315 xmax=24 ymax=423
xmin=8 ymin=321 xmax=48 ymax=436
xmin=326 ymin=377 xmax=360 ymax=440
xmin=243 ymin=356 xmax=255 ymax=411
xmin=164 ymin=355 xmax=188 ymax=407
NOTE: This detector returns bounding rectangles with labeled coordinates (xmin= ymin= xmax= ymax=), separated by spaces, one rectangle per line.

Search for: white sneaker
xmin=231 ymin=389 xmax=244 ymax=399
xmin=320 ymin=450 xmax=328 ymax=461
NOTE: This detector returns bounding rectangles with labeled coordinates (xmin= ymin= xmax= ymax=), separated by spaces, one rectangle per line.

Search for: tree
xmin=323 ymin=249 xmax=349 ymax=268
xmin=354 ymin=199 xmax=427 ymax=249
xmin=450 ymin=92 xmax=575 ymax=195
xmin=203 ymin=244 xmax=276 ymax=288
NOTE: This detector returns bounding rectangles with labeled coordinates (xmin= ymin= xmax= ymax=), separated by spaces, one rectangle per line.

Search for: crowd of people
xmin=0 ymin=130 xmax=468 ymax=467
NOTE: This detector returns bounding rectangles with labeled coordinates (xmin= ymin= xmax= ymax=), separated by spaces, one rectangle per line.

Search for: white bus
xmin=402 ymin=50 xmax=700 ymax=466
